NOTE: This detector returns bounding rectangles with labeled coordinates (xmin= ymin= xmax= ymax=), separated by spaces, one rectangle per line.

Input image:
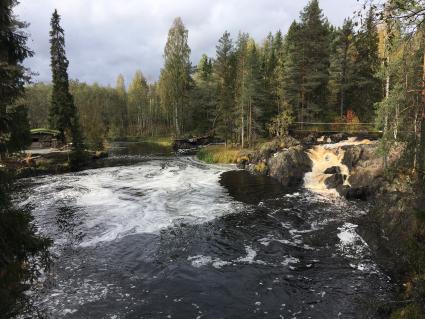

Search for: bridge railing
xmin=289 ymin=122 xmax=382 ymax=135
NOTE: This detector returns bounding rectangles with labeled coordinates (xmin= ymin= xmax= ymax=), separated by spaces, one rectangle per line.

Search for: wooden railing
xmin=289 ymin=122 xmax=382 ymax=135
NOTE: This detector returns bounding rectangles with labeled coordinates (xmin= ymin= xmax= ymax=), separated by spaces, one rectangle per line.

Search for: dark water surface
xmin=15 ymin=143 xmax=393 ymax=318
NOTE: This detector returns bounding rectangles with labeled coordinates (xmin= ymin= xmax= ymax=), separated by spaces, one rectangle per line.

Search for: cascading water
xmin=303 ymin=137 xmax=374 ymax=194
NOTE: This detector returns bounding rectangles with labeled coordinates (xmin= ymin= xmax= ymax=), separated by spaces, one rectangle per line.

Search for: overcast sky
xmin=16 ymin=0 xmax=361 ymax=86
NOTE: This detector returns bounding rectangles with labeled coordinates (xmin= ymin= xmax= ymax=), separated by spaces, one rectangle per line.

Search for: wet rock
xmin=266 ymin=145 xmax=312 ymax=187
xmin=328 ymin=133 xmax=349 ymax=143
xmin=325 ymin=174 xmax=344 ymax=189
xmin=252 ymin=136 xmax=300 ymax=163
xmin=302 ymin=133 xmax=321 ymax=145
xmin=324 ymin=166 xmax=341 ymax=175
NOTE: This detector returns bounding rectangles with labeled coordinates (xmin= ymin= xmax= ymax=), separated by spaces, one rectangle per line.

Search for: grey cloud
xmin=16 ymin=0 xmax=360 ymax=86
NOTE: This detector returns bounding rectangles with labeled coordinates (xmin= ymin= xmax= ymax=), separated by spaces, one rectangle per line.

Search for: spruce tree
xmin=299 ymin=0 xmax=331 ymax=121
xmin=280 ymin=0 xmax=331 ymax=123
xmin=352 ymin=8 xmax=382 ymax=121
xmin=214 ymin=31 xmax=236 ymax=145
xmin=0 ymin=0 xmax=32 ymax=157
xmin=190 ymin=54 xmax=216 ymax=134
xmin=0 ymin=2 xmax=51 ymax=316
xmin=49 ymin=9 xmax=83 ymax=151
xmin=328 ymin=19 xmax=357 ymax=119
xmin=280 ymin=21 xmax=303 ymax=119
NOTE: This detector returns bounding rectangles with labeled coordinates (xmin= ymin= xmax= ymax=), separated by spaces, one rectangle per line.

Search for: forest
xmin=1 ymin=0 xmax=425 ymax=318
xmin=23 ymin=0 xmax=383 ymax=149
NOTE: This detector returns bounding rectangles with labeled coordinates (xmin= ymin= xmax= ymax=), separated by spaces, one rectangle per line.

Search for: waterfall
xmin=303 ymin=137 xmax=374 ymax=194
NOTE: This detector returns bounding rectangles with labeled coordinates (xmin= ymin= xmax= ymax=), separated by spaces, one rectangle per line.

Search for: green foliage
xmin=214 ymin=31 xmax=236 ymax=144
xmin=23 ymin=83 xmax=51 ymax=128
xmin=328 ymin=19 xmax=357 ymax=119
xmin=0 ymin=170 xmax=51 ymax=317
xmin=158 ymin=17 xmax=191 ymax=137
xmin=267 ymin=107 xmax=294 ymax=138
xmin=280 ymin=0 xmax=331 ymax=122
xmin=48 ymin=10 xmax=84 ymax=153
xmin=190 ymin=54 xmax=217 ymax=134
xmin=0 ymin=0 xmax=32 ymax=157
xmin=235 ymin=35 xmax=264 ymax=147
xmin=351 ymin=8 xmax=382 ymax=121
xmin=128 ymin=71 xmax=149 ymax=136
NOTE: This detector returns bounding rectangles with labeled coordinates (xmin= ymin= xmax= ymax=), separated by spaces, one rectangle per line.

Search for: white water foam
xmin=23 ymin=159 xmax=242 ymax=247
xmin=304 ymin=137 xmax=375 ymax=194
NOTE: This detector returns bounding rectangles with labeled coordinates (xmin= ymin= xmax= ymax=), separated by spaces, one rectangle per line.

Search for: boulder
xmin=266 ymin=145 xmax=312 ymax=187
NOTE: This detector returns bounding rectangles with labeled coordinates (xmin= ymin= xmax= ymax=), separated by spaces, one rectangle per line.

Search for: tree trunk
xmin=417 ymin=51 xmax=425 ymax=182
xmin=174 ymin=102 xmax=180 ymax=137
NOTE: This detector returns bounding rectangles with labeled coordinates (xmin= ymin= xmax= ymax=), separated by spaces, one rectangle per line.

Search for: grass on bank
xmin=197 ymin=145 xmax=252 ymax=164
xmin=140 ymin=136 xmax=173 ymax=147
xmin=109 ymin=136 xmax=173 ymax=147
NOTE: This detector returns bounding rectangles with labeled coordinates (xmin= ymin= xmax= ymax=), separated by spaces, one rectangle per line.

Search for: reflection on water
xmin=108 ymin=141 xmax=173 ymax=157
xmin=15 ymin=153 xmax=394 ymax=318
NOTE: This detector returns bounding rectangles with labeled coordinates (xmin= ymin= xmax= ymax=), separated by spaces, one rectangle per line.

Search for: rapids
xmin=304 ymin=137 xmax=375 ymax=194
xmin=14 ymin=141 xmax=392 ymax=318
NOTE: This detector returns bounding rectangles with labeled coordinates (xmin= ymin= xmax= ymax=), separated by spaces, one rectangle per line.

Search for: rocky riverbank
xmin=237 ymin=134 xmax=425 ymax=318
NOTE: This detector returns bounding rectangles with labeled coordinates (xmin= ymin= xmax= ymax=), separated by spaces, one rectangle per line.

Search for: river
xmin=15 ymin=142 xmax=393 ymax=318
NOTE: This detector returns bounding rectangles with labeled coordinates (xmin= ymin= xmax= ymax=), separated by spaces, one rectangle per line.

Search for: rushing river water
xmin=15 ymin=143 xmax=393 ymax=318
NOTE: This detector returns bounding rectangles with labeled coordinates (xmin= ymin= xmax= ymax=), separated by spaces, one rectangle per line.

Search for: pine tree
xmin=48 ymin=9 xmax=83 ymax=152
xmin=235 ymin=32 xmax=250 ymax=148
xmin=158 ymin=17 xmax=191 ymax=137
xmin=235 ymin=35 xmax=263 ymax=147
xmin=214 ymin=31 xmax=236 ymax=145
xmin=0 ymin=0 xmax=32 ymax=157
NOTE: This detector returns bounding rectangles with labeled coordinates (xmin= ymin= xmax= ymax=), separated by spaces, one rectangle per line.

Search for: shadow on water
xmin=219 ymin=170 xmax=293 ymax=205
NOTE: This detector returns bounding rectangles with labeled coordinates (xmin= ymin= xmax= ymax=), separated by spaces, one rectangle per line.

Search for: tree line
xmin=24 ymin=0 xmax=384 ymax=149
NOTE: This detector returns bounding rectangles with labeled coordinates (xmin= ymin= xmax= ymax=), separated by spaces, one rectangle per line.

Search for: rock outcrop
xmin=238 ymin=137 xmax=311 ymax=188
xmin=264 ymin=146 xmax=312 ymax=187
xmin=338 ymin=143 xmax=402 ymax=199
